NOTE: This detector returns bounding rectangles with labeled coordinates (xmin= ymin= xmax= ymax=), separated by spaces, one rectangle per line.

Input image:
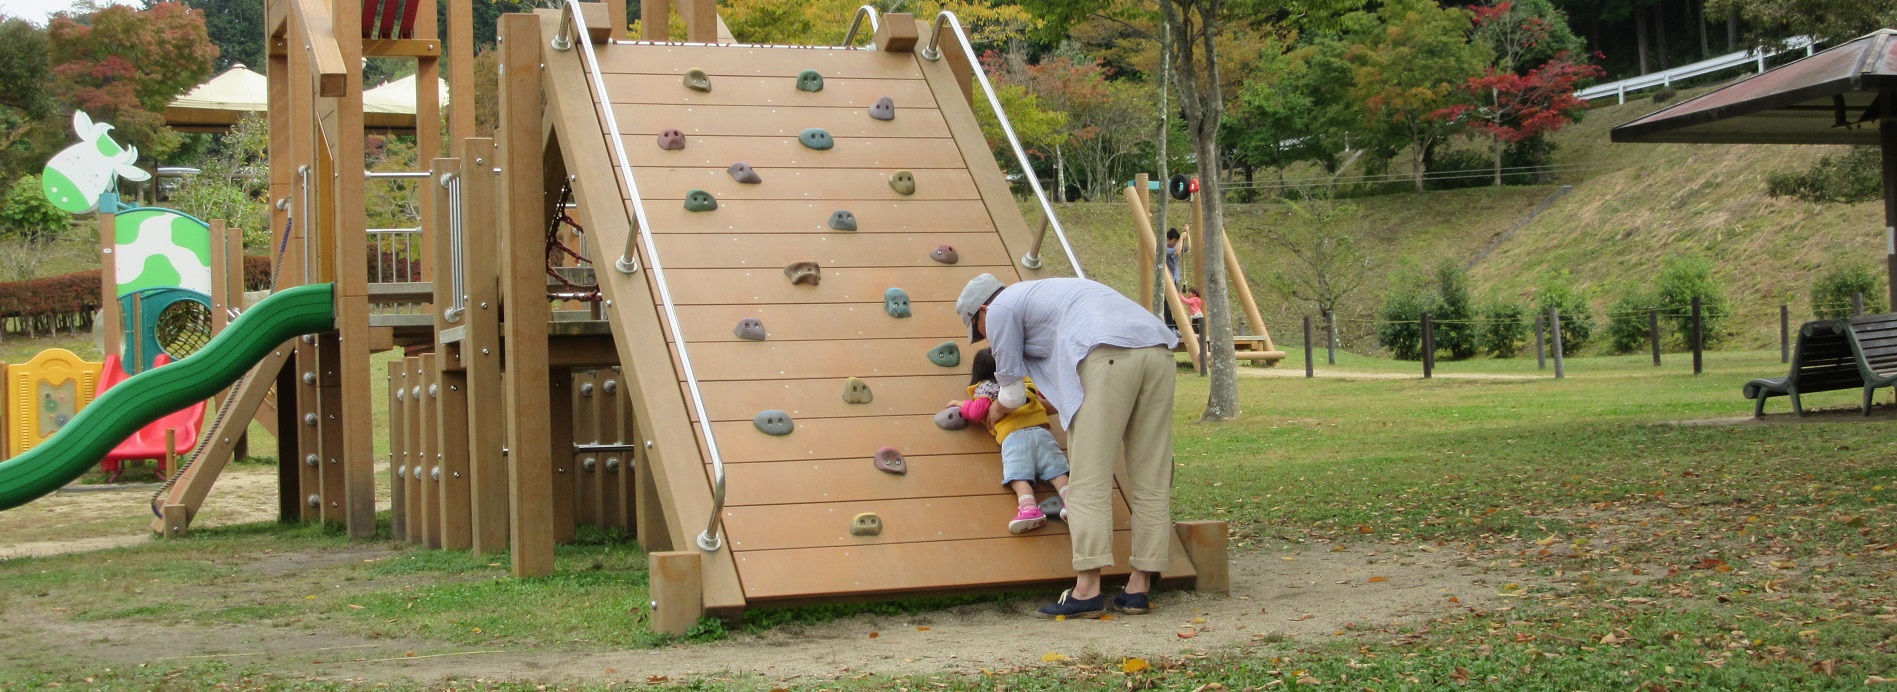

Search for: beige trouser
xmin=1065 ymin=344 xmax=1175 ymax=573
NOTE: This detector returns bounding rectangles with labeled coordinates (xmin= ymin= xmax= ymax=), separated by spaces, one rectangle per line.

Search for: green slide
xmin=0 ymin=283 xmax=335 ymax=512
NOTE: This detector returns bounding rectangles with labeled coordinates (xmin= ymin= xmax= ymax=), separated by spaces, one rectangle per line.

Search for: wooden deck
xmin=543 ymin=17 xmax=1198 ymax=606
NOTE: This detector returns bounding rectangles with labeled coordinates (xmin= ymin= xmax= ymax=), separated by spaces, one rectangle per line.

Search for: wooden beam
xmin=649 ymin=551 xmax=703 ymax=635
xmin=331 ymin=0 xmax=377 ymax=539
xmin=873 ymin=13 xmax=917 ymax=52
xmin=362 ymin=38 xmax=441 ymax=57
xmin=640 ymin=0 xmax=669 ymax=41
xmin=98 ymin=202 xmax=119 ymax=360
xmin=1222 ymin=231 xmax=1274 ymax=351
xmin=607 ymin=0 xmax=628 ymax=40
xmin=420 ymin=354 xmax=442 ymax=549
xmin=1175 ymin=521 xmax=1229 ymax=594
xmin=572 ymin=370 xmax=599 ymax=528
xmin=682 ymin=0 xmax=715 ymax=43
xmin=431 ymin=155 xmax=473 ymax=551
xmin=448 ymin=0 xmax=475 ymax=144
xmin=150 ymin=347 xmax=295 ymax=534
xmin=460 ymin=138 xmax=509 ymax=556
xmin=316 ymin=331 xmax=346 ymax=524
xmin=498 ymin=14 xmax=556 ymax=577
xmin=402 ymin=356 xmax=422 ymax=542
xmin=550 ymin=368 xmax=576 ymax=543
xmin=293 ymin=0 xmax=349 ymax=96
xmin=388 ymin=361 xmax=406 ymax=538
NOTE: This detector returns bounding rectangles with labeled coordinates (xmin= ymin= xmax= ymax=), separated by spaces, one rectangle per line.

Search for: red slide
xmin=98 ymin=355 xmax=207 ymax=481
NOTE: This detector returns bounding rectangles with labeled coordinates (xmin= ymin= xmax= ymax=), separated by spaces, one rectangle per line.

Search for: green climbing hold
xmin=928 ymin=341 xmax=960 ymax=367
xmin=796 ymin=69 xmax=824 ymax=92
xmin=799 ymin=128 xmax=834 ymax=150
xmin=683 ymin=68 xmax=711 ymax=92
xmin=684 ymin=190 xmax=718 ymax=212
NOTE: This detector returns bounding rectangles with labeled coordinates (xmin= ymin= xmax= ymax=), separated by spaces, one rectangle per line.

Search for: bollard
xmin=1855 ymin=292 xmax=1865 ymax=317
xmin=1534 ymin=315 xmax=1546 ymax=370
xmin=1780 ymin=304 xmax=1790 ymax=364
xmin=1549 ymin=307 xmax=1565 ymax=379
xmin=1325 ymin=311 xmax=1338 ymax=365
xmin=1691 ymin=296 xmax=1703 ymax=375
xmin=1421 ymin=312 xmax=1435 ymax=379
xmin=1649 ymin=308 xmax=1661 ymax=367
xmin=1303 ymin=316 xmax=1314 ymax=378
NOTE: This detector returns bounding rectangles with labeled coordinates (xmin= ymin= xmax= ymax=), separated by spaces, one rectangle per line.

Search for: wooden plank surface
xmin=592 ymin=43 xmax=920 ymax=79
xmin=623 ymin=134 xmax=965 ymax=169
xmin=642 ymin=200 xmax=995 ymax=234
xmin=460 ymin=138 xmax=510 ymax=557
xmin=653 ymin=233 xmax=1008 ymax=270
xmin=724 ymin=494 xmax=1129 ymax=552
xmin=734 ymin=531 xmax=1189 ymax=601
xmin=500 ymin=14 xmax=556 ymax=577
xmin=705 ymin=414 xmax=991 ymax=464
xmin=670 ymin=303 xmax=963 ymax=344
xmin=610 ymin=104 xmax=948 ymax=138
xmin=724 ymin=454 xmax=1010 ymax=506
xmin=572 ymin=371 xmax=599 ymax=527
xmin=419 ymin=355 xmax=441 ymax=549
xmin=631 ymin=167 xmax=978 ymax=202
xmin=658 ymin=266 xmax=1009 ymax=305
xmin=387 ymin=361 xmax=406 ymax=537
xmin=674 ymin=338 xmax=976 ymax=382
xmin=691 ymin=375 xmax=969 ymax=422
xmin=601 ymin=74 xmax=938 ymax=109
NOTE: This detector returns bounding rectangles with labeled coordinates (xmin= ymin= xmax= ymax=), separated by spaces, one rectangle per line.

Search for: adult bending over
xmin=956 ymin=273 xmax=1179 ymax=619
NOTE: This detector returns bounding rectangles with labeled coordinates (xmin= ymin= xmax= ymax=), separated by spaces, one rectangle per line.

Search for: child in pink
xmin=953 ymin=348 xmax=1070 ymax=534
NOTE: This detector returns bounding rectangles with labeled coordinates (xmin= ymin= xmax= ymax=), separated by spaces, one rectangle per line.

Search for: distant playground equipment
xmin=1123 ymin=174 xmax=1285 ymax=368
xmin=3 ymin=348 xmax=102 ymax=458
xmin=0 ymin=0 xmax=1231 ymax=635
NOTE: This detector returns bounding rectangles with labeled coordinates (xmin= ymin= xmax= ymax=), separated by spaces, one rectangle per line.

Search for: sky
xmin=0 ymin=0 xmax=138 ymax=24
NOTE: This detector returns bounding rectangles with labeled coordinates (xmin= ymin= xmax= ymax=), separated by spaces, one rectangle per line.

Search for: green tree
xmin=1654 ymin=253 xmax=1728 ymax=349
xmin=174 ymin=0 xmax=262 ymax=70
xmin=1260 ymin=196 xmax=1371 ymax=317
xmin=1479 ymin=299 xmax=1530 ymax=357
xmin=166 ymin=113 xmax=269 ymax=248
xmin=1809 ymin=262 xmax=1886 ymax=320
xmin=1434 ymin=261 xmax=1479 ymax=360
xmin=47 ymin=2 xmax=218 ymax=160
xmin=1535 ymin=272 xmax=1593 ymax=355
xmin=1707 ymin=0 xmax=1896 ymax=47
xmin=1346 ymin=0 xmax=1489 ymax=193
xmin=1604 ymin=290 xmax=1653 ymax=354
xmin=0 ymin=16 xmax=53 ymax=181
xmin=0 ymin=175 xmax=70 ymax=242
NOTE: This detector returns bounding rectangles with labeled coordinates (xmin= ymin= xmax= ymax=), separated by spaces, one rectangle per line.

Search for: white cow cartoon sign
xmin=41 ymin=111 xmax=149 ymax=214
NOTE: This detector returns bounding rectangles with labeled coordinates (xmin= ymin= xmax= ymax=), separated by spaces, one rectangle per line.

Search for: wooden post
xmin=1691 ymin=296 xmax=1703 ymax=375
xmin=606 ymin=0 xmax=628 ymax=39
xmin=1882 ymin=115 xmax=1896 ymax=312
xmin=571 ymin=371 xmax=598 ymax=528
xmin=210 ymin=219 xmax=231 ymax=335
xmin=1189 ymin=186 xmax=1205 ymax=290
xmin=275 ymin=355 xmax=302 ymax=523
xmin=640 ymin=0 xmax=668 ymax=40
xmin=430 ymin=155 xmax=472 ymax=551
xmin=414 ymin=0 xmax=439 ymax=276
xmin=1127 ymin=187 xmax=1200 ymax=368
xmin=161 ymin=503 xmax=188 ymax=538
xmin=330 ymin=0 xmax=377 ymax=540
xmin=388 ymin=361 xmax=406 ymax=538
xmin=1421 ymin=312 xmax=1434 ymax=379
xmin=1134 ymin=175 xmax=1153 ymax=312
xmin=1549 ymin=307 xmax=1566 ymax=379
xmin=1174 ymin=521 xmax=1229 ymax=594
xmin=420 ymin=354 xmax=442 ymax=549
xmin=498 ymin=15 xmax=556 ymax=577
xmin=1223 ymin=232 xmax=1272 ymax=348
xmin=1302 ymin=316 xmax=1313 ymax=378
xmin=550 ymin=369 xmax=576 ymax=544
xmin=1325 ymin=311 xmax=1337 ymax=365
xmin=1780 ymin=304 xmax=1791 ymax=364
xmin=1855 ymin=292 xmax=1866 ymax=317
xmin=448 ymin=0 xmax=476 ymax=143
xmin=404 ymin=356 xmax=423 ymax=543
xmin=99 ymin=196 xmax=120 ymax=360
xmin=1649 ymin=308 xmax=1661 ymax=366
xmin=649 ymin=551 xmax=704 ymax=635
xmin=681 ymin=0 xmax=716 ymax=43
xmin=162 ymin=427 xmax=177 ymax=480
xmin=1534 ymin=315 xmax=1546 ymax=370
xmin=317 ymin=333 xmax=347 ymax=525
xmin=460 ymin=139 xmax=507 ymax=556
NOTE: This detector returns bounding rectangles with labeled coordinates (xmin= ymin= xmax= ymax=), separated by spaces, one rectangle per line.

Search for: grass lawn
xmin=1 ymin=348 xmax=1894 ymax=688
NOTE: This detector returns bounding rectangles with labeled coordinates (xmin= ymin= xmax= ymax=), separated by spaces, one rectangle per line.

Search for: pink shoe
xmin=1009 ymin=505 xmax=1047 ymax=534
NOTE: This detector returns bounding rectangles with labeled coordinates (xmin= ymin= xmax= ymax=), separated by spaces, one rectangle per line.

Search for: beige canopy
xmin=165 ymin=65 xmax=449 ymax=133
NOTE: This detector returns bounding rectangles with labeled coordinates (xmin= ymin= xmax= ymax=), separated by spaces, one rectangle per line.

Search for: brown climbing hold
xmin=930 ymin=244 xmax=958 ymax=264
xmin=869 ymin=96 xmax=895 ymax=121
xmin=851 ymin=512 xmax=884 ymax=536
xmin=656 ymin=128 xmax=686 ymax=151
xmin=728 ymin=162 xmax=762 ymax=184
xmin=889 ymin=170 xmax=916 ymax=195
xmin=684 ymin=68 xmax=711 ymax=92
xmin=842 ymin=377 xmax=873 ymax=404
xmin=733 ymin=317 xmax=766 ymax=341
xmin=784 ymin=261 xmax=821 ymax=286
xmin=873 ymin=446 xmax=907 ymax=474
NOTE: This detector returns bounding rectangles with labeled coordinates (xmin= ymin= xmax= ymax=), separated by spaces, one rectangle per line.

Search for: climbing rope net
xmin=545 ymin=181 xmax=601 ymax=300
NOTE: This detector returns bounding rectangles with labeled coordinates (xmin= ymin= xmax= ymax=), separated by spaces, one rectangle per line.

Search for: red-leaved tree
xmin=1437 ymin=52 xmax=1601 ymax=185
xmin=47 ymin=2 xmax=217 ymax=160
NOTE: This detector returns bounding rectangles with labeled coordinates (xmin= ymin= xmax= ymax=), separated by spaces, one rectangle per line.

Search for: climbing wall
xmin=540 ymin=13 xmax=1196 ymax=606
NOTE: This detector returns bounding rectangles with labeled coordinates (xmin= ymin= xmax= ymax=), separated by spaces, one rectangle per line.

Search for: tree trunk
xmin=1697 ymin=0 xmax=1710 ymax=60
xmin=1411 ymin=126 xmax=1428 ymax=193
xmin=1491 ymin=87 xmax=1502 ymax=187
xmin=1152 ymin=12 xmax=1172 ymax=316
xmin=1655 ymin=3 xmax=1671 ymax=71
xmin=1635 ymin=5 xmax=1650 ymax=75
xmin=1054 ymin=144 xmax=1066 ymax=204
xmin=1166 ymin=0 xmax=1238 ymax=421
xmin=1727 ymin=12 xmax=1739 ymax=52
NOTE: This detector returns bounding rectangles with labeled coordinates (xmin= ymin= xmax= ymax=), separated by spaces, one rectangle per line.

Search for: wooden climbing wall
xmin=539 ymin=12 xmax=1196 ymax=606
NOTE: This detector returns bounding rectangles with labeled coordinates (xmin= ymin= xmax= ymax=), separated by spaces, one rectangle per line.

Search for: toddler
xmin=955 ymin=348 xmax=1070 ymax=534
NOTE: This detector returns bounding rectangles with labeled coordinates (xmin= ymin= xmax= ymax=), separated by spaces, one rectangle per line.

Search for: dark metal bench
xmin=1744 ymin=314 xmax=1897 ymax=417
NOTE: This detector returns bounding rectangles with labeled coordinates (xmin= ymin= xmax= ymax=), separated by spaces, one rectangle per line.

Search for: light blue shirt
xmin=985 ymin=279 xmax=1178 ymax=430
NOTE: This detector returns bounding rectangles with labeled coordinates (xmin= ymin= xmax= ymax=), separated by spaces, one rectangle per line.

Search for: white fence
xmin=1576 ymin=36 xmax=1817 ymax=104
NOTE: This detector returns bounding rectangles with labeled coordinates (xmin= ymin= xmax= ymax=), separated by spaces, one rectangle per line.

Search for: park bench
xmin=1744 ymin=313 xmax=1897 ymax=417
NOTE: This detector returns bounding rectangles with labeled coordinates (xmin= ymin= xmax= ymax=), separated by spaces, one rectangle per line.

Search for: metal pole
xmin=1780 ymin=304 xmax=1790 ymax=364
xmin=1534 ymin=315 xmax=1546 ymax=370
xmin=1325 ymin=311 xmax=1338 ymax=365
xmin=1549 ymin=307 xmax=1565 ymax=379
xmin=1882 ymin=115 xmax=1896 ymax=313
xmin=1691 ymin=296 xmax=1704 ymax=375
xmin=1649 ymin=308 xmax=1661 ymax=366
xmin=1303 ymin=316 xmax=1314 ymax=378
xmin=1421 ymin=312 xmax=1435 ymax=379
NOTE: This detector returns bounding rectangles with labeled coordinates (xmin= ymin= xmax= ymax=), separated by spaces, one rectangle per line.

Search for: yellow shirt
xmin=968 ymin=377 xmax=1051 ymax=445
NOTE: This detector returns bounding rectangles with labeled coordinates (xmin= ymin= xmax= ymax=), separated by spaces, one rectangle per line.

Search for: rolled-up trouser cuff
xmin=1129 ymin=557 xmax=1170 ymax=573
xmin=1072 ymin=553 xmax=1115 ymax=572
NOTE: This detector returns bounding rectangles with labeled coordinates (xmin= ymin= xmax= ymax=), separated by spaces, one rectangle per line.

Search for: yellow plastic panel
xmin=8 ymin=349 xmax=101 ymax=457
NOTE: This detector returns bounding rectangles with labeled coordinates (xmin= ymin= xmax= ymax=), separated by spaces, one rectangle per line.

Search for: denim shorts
xmin=1000 ymin=425 xmax=1070 ymax=487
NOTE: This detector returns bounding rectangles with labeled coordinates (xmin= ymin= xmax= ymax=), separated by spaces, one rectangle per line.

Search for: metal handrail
xmin=553 ymin=0 xmax=728 ymax=553
xmin=439 ymin=172 xmax=468 ymax=322
xmin=920 ymin=11 xmax=1084 ymax=278
xmin=840 ymin=5 xmax=879 ymax=47
xmin=297 ymin=165 xmax=312 ymax=282
xmin=365 ymin=170 xmax=432 ymax=180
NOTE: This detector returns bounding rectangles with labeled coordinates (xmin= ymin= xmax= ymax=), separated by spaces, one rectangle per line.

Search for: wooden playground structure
xmin=1123 ymin=176 xmax=1285 ymax=368
xmin=146 ymin=0 xmax=1228 ymax=631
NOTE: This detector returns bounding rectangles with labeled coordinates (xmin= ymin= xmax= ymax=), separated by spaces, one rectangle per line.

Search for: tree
xmin=1346 ymin=0 xmax=1489 ymax=193
xmin=1535 ymin=272 xmax=1593 ymax=355
xmin=1259 ymin=196 xmax=1371 ymax=318
xmin=1434 ymin=261 xmax=1478 ymax=359
xmin=174 ymin=0 xmax=263 ymax=70
xmin=1654 ymin=253 xmax=1728 ymax=349
xmin=47 ymin=2 xmax=218 ymax=161
xmin=1707 ymin=0 xmax=1897 ymax=47
xmin=1225 ymin=40 xmax=1341 ymax=193
xmin=1437 ymin=53 xmax=1602 ymax=186
xmin=0 ymin=16 xmax=53 ymax=181
xmin=975 ymin=50 xmax=1071 ymax=188
xmin=166 ymin=113 xmax=269 ymax=248
xmin=0 ymin=175 xmax=69 ymax=242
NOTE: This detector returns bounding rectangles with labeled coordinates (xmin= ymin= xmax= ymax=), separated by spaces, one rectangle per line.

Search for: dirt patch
xmin=3 ymin=540 xmax=1510 ymax=687
xmin=1662 ymin=406 xmax=1897 ymax=426
xmin=1239 ymin=368 xmax=1541 ymax=381
xmin=0 ymin=465 xmax=281 ymax=559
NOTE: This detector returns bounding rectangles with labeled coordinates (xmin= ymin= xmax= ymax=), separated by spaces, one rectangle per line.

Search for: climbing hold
xmin=868 ymin=96 xmax=895 ymax=121
xmin=873 ymin=446 xmax=907 ymax=474
xmin=799 ymin=128 xmax=834 ymax=150
xmin=842 ymin=377 xmax=874 ymax=404
xmin=928 ymin=341 xmax=961 ymax=367
xmin=684 ymin=68 xmax=711 ymax=92
xmin=753 ymin=409 xmax=795 ymax=436
xmin=930 ymin=244 xmax=958 ymax=264
xmin=889 ymin=170 xmax=916 ymax=195
xmin=795 ymin=69 xmax=825 ymax=92
xmin=884 ymin=288 xmax=912 ymax=318
xmin=933 ymin=405 xmax=969 ymax=430
xmin=728 ymin=162 xmax=762 ymax=184
xmin=684 ymin=189 xmax=718 ymax=212
xmin=733 ymin=317 xmax=766 ymax=341
xmin=851 ymin=512 xmax=884 ymax=536
xmin=828 ymin=210 xmax=857 ymax=232
xmin=656 ymin=128 xmax=686 ymax=151
xmin=784 ymin=261 xmax=821 ymax=286
xmin=1040 ymin=494 xmax=1066 ymax=520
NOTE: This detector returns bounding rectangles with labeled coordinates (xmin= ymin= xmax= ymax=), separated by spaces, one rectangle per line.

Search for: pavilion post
xmin=1883 ymin=114 xmax=1896 ymax=312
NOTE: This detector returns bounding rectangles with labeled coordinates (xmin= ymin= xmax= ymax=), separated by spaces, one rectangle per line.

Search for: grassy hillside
xmin=1037 ymin=86 xmax=1885 ymax=354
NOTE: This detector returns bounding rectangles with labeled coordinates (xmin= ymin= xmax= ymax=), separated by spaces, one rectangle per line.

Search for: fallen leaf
xmin=916 ymin=627 xmax=930 ymax=631
xmin=1296 ymin=675 xmax=1323 ymax=685
xmin=1600 ymin=633 xmax=1621 ymax=645
xmin=471 ymin=627 xmax=483 ymax=633
xmin=1042 ymin=652 xmax=1072 ymax=662
xmin=1290 ymin=613 xmax=1314 ymax=621
xmin=1447 ymin=596 xmax=1461 ymax=604
xmin=1536 ymin=536 xmax=1558 ymax=546
xmin=347 ymin=604 xmax=363 ymax=609
xmin=646 ymin=676 xmax=669 ymax=684
xmin=1191 ymin=617 xmax=1207 ymax=624
xmin=1368 ymin=576 xmax=1390 ymax=583
xmin=868 ymin=632 xmax=879 ymax=639
xmin=1451 ymin=667 xmax=1472 ymax=682
xmin=1358 ymin=525 xmax=1374 ymax=534
xmin=1866 ymin=675 xmax=1896 ymax=685
xmin=1177 ymin=629 xmax=1199 ymax=639
xmin=1769 ymin=559 xmax=1796 ymax=570
xmin=603 ymin=668 xmax=616 ymax=674
xmin=1100 ymin=614 xmax=1116 ymax=621
xmin=404 ymin=651 xmax=416 ymax=658
xmin=1813 ymin=660 xmax=1838 ymax=676
xmin=1122 ymin=657 xmax=1151 ymax=673
xmin=1282 ymin=556 xmax=1296 ymax=562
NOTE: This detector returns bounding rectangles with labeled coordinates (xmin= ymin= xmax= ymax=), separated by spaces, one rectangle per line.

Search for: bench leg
xmin=1865 ymin=387 xmax=1877 ymax=416
xmin=1791 ymin=390 xmax=1805 ymax=418
xmin=1754 ymin=394 xmax=1768 ymax=419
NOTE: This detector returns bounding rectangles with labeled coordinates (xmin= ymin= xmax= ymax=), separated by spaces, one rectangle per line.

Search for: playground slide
xmin=0 ymin=283 xmax=334 ymax=511
xmin=97 ymin=354 xmax=209 ymax=476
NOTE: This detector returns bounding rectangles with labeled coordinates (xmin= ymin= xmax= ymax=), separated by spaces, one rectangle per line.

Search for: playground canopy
xmin=165 ymin=66 xmax=450 ymax=134
xmin=1610 ymin=29 xmax=1895 ymax=305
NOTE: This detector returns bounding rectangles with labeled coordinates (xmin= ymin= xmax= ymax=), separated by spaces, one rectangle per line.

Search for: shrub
xmin=0 ymin=175 xmax=69 ymax=242
xmin=1535 ymin=273 xmax=1593 ymax=356
xmin=1654 ymin=254 xmax=1729 ymax=349
xmin=1605 ymin=291 xmax=1654 ymax=354
xmin=1433 ymin=262 xmax=1478 ymax=360
xmin=1479 ymin=299 xmax=1530 ymax=358
xmin=1766 ymin=146 xmax=1881 ymax=204
xmin=1810 ymin=262 xmax=1888 ymax=319
xmin=1377 ymin=282 xmax=1435 ymax=361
